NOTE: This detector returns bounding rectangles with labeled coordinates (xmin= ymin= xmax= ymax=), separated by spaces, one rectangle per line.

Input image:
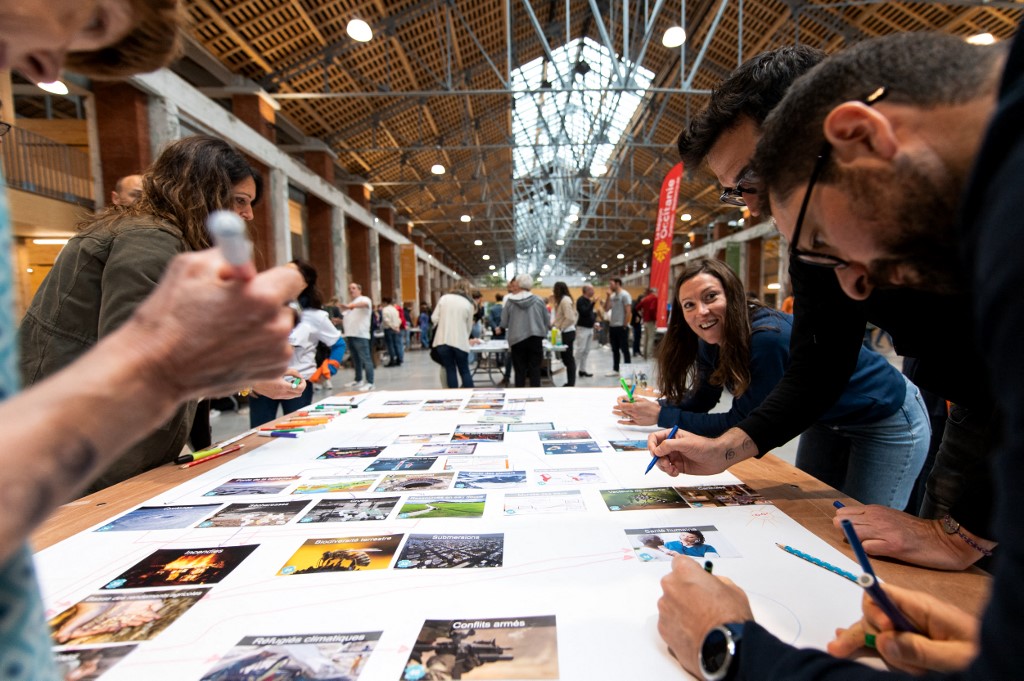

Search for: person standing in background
xmin=604 ymin=278 xmax=632 ymax=376
xmin=552 ymin=281 xmax=578 ymax=387
xmin=342 ymin=282 xmax=374 ymax=391
xmin=501 ymin=274 xmax=549 ymax=387
xmin=432 ymin=281 xmax=476 ymax=388
xmin=575 ymin=285 xmax=596 ymax=377
xmin=419 ymin=304 xmax=431 ymax=348
xmin=636 ymin=287 xmax=659 ymax=359
xmin=109 ymin=174 xmax=143 ymax=206
xmin=381 ymin=297 xmax=403 ymax=367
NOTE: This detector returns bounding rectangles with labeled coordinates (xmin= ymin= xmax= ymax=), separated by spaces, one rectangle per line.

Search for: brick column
xmin=305 ymin=151 xmax=337 ymax=299
xmin=346 ymin=218 xmax=371 ymax=293
xmin=93 ymin=82 xmax=151 ymax=204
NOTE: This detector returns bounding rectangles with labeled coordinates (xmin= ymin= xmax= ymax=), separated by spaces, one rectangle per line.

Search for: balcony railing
xmin=1 ymin=126 xmax=95 ymax=210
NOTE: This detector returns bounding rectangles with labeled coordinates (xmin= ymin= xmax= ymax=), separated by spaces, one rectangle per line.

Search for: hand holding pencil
xmin=827 ymin=582 xmax=979 ymax=674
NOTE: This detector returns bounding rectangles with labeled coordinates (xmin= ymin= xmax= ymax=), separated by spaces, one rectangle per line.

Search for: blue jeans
xmin=249 ymin=382 xmax=314 ymax=428
xmin=434 ymin=344 xmax=473 ymax=388
xmin=795 ymin=375 xmax=930 ymax=509
xmin=384 ymin=328 xmax=403 ymax=364
xmin=346 ymin=336 xmax=374 ymax=384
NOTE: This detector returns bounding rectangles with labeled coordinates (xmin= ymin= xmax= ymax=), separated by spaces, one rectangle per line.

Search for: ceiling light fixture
xmin=662 ymin=26 xmax=687 ymax=48
xmin=616 ymin=253 xmax=624 ymax=259
xmin=460 ymin=215 xmax=471 ymax=223
xmin=590 ymin=271 xmax=596 ymax=276
xmin=32 ymin=238 xmax=69 ymax=245
xmin=347 ymin=18 xmax=373 ymax=42
xmin=966 ymin=32 xmax=996 ymax=45
xmin=555 ymin=239 xmax=564 ymax=246
xmin=567 ymin=214 xmax=579 ymax=223
xmin=37 ymin=80 xmax=69 ymax=95
xmin=489 ymin=265 xmax=496 ymax=270
xmin=681 ymin=213 xmax=692 ymax=222
xmin=482 ymin=254 xmax=491 ymax=260
xmin=430 ymin=164 xmax=446 ymax=175
xmin=641 ymin=238 xmax=651 ymax=245
xmin=473 ymin=239 xmax=483 ymax=246
xmin=601 ymin=264 xmax=608 ymax=269
xmin=548 ymin=254 xmax=556 ymax=260
xmin=767 ymin=282 xmax=782 ymax=291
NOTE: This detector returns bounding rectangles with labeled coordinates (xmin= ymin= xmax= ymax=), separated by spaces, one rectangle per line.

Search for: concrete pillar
xmin=269 ymin=167 xmax=291 ymax=266
xmin=147 ymin=95 xmax=181 ymax=156
xmin=331 ymin=207 xmax=349 ymax=303
xmin=367 ymin=229 xmax=382 ymax=303
xmin=93 ymin=82 xmax=151 ymax=205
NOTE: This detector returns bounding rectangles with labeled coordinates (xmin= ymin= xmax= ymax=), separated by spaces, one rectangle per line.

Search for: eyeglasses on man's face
xmin=718 ymin=168 xmax=760 ymax=207
xmin=788 ymin=86 xmax=889 ymax=269
xmin=0 ymin=121 xmax=11 ymax=137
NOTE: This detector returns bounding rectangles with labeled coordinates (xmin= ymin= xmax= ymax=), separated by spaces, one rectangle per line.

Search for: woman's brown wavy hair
xmin=82 ymin=135 xmax=259 ymax=251
xmin=657 ymin=259 xmax=764 ymax=402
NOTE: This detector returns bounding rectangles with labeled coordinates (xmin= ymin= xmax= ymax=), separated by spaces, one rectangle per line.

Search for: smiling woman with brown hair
xmin=614 ymin=258 xmax=930 ymax=510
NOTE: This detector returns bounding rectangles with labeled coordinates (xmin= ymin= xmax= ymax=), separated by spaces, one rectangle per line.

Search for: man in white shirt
xmin=342 ymin=282 xmax=374 ymax=391
xmin=381 ymin=297 xmax=403 ymax=367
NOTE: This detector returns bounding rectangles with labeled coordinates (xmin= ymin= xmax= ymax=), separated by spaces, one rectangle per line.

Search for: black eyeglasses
xmin=0 ymin=121 xmax=11 ymax=138
xmin=719 ymin=168 xmax=760 ymax=207
xmin=789 ymin=86 xmax=888 ymax=269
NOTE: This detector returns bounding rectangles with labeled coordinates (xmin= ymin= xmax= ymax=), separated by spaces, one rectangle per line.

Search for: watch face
xmin=941 ymin=516 xmax=959 ymax=534
xmin=700 ymin=628 xmax=729 ymax=675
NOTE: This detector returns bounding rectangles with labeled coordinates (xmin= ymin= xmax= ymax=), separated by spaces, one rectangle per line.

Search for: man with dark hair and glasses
xmin=663 ymin=39 xmax=1000 ymax=575
xmin=655 ymin=30 xmax=1022 ymax=680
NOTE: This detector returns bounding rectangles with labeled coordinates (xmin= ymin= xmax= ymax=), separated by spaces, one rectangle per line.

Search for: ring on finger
xmin=864 ymin=632 xmax=877 ymax=649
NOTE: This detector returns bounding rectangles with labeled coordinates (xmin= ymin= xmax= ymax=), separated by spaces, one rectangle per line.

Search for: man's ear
xmin=823 ymin=101 xmax=898 ymax=164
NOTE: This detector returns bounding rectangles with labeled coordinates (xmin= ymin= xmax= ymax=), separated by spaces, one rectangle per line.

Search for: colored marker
xmin=175 ymin=444 xmax=243 ymax=465
xmin=207 ymin=210 xmax=252 ymax=266
xmin=833 ymin=500 xmax=846 ymax=509
xmin=257 ymin=431 xmax=299 ymax=438
xmin=645 ymin=425 xmax=679 ymax=475
xmin=856 ymin=572 xmax=921 ymax=634
xmin=285 ymin=375 xmax=302 ymax=388
xmin=180 ymin=449 xmax=235 ymax=469
xmin=775 ymin=543 xmax=858 ymax=582
xmin=704 ymin=560 xmax=714 ymax=574
xmin=619 ymin=377 xmax=635 ymax=402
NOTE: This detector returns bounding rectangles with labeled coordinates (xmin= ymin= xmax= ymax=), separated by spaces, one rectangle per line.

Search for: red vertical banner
xmin=650 ymin=162 xmax=683 ymax=327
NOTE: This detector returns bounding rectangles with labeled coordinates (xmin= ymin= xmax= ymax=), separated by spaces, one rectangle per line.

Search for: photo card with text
xmin=364 ymin=457 xmax=437 ymax=472
xmin=50 ymin=588 xmax=210 ymax=646
xmin=317 ymin=446 xmax=385 ymax=459
xmin=506 ymin=422 xmax=555 ymax=432
xmin=418 ymin=443 xmax=477 ymax=457
xmin=444 ymin=456 xmax=508 ymax=471
xmin=394 ymin=432 xmax=451 ymax=444
xmin=537 ymin=430 xmax=592 ymax=441
xmin=101 ymin=545 xmax=259 ymax=589
xmin=454 ymin=470 xmax=527 ymax=489
xmin=504 ymin=490 xmax=586 ymax=515
xmin=200 ymin=631 xmax=382 ymax=681
xmin=534 ymin=467 xmax=604 ymax=485
xmin=401 ymin=615 xmax=558 ymax=680
xmin=54 ymin=645 xmax=137 ymax=680
xmin=291 ymin=475 xmax=379 ymax=495
xmin=298 ymin=497 xmax=400 ymax=523
xmin=204 ymin=476 xmax=299 ymax=497
xmin=599 ymin=487 xmax=689 ymax=512
xmin=395 ymin=533 xmax=504 ymax=569
xmin=624 ymin=525 xmax=742 ymax=562
xmin=673 ymin=483 xmax=772 ymax=507
xmin=278 ymin=535 xmax=403 ymax=575
xmin=95 ymin=504 xmax=222 ymax=532
xmin=542 ymin=441 xmax=602 ymax=455
xmin=374 ymin=472 xmax=455 ymax=493
xmin=396 ymin=494 xmax=486 ymax=519
xmin=198 ymin=500 xmax=310 ymax=528
xmin=607 ymin=440 xmax=649 ymax=452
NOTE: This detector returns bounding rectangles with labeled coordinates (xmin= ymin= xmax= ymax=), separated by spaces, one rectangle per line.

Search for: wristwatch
xmin=699 ymin=622 xmax=744 ymax=681
xmin=940 ymin=515 xmax=993 ymax=557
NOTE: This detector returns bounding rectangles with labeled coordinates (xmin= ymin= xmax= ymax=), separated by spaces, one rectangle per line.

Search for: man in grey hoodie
xmin=499 ymin=274 xmax=550 ymax=387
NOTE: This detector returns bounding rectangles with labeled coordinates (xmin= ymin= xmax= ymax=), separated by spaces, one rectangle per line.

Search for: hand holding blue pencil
xmin=645 ymin=425 xmax=678 ymax=474
xmin=840 ymin=520 xmax=921 ymax=634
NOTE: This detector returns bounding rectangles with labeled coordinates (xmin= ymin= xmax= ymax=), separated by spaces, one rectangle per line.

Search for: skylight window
xmin=508 ymin=37 xmax=652 ymax=276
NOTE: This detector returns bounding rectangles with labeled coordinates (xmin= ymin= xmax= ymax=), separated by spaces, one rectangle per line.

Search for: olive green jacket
xmin=19 ymin=216 xmax=197 ymax=493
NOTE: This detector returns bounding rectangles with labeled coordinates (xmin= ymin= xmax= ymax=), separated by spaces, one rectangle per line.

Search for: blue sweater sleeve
xmin=660 ymin=320 xmax=791 ymax=437
xmin=329 ymin=337 xmax=347 ymax=367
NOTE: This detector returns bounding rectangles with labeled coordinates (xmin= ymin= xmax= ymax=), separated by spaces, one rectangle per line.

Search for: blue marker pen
xmin=645 ymin=425 xmax=679 ymax=475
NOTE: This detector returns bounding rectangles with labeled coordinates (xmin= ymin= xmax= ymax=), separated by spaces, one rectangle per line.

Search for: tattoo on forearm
xmin=725 ymin=449 xmax=736 ymax=461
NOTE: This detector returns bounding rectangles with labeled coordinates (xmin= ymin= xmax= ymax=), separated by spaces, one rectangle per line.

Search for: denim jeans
xmin=576 ymin=326 xmax=594 ymax=373
xmin=434 ymin=344 xmax=474 ymax=388
xmin=384 ymin=328 xmax=403 ymax=364
xmin=346 ymin=336 xmax=374 ymax=384
xmin=609 ymin=326 xmax=631 ymax=371
xmin=249 ymin=382 xmax=314 ymax=428
xmin=795 ymin=375 xmax=930 ymax=509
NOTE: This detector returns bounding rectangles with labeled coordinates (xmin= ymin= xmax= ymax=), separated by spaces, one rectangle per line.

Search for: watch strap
xmin=941 ymin=515 xmax=993 ymax=557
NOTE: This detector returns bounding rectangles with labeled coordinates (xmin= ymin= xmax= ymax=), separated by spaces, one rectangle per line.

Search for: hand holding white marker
xmin=207 ymin=210 xmax=254 ymax=278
